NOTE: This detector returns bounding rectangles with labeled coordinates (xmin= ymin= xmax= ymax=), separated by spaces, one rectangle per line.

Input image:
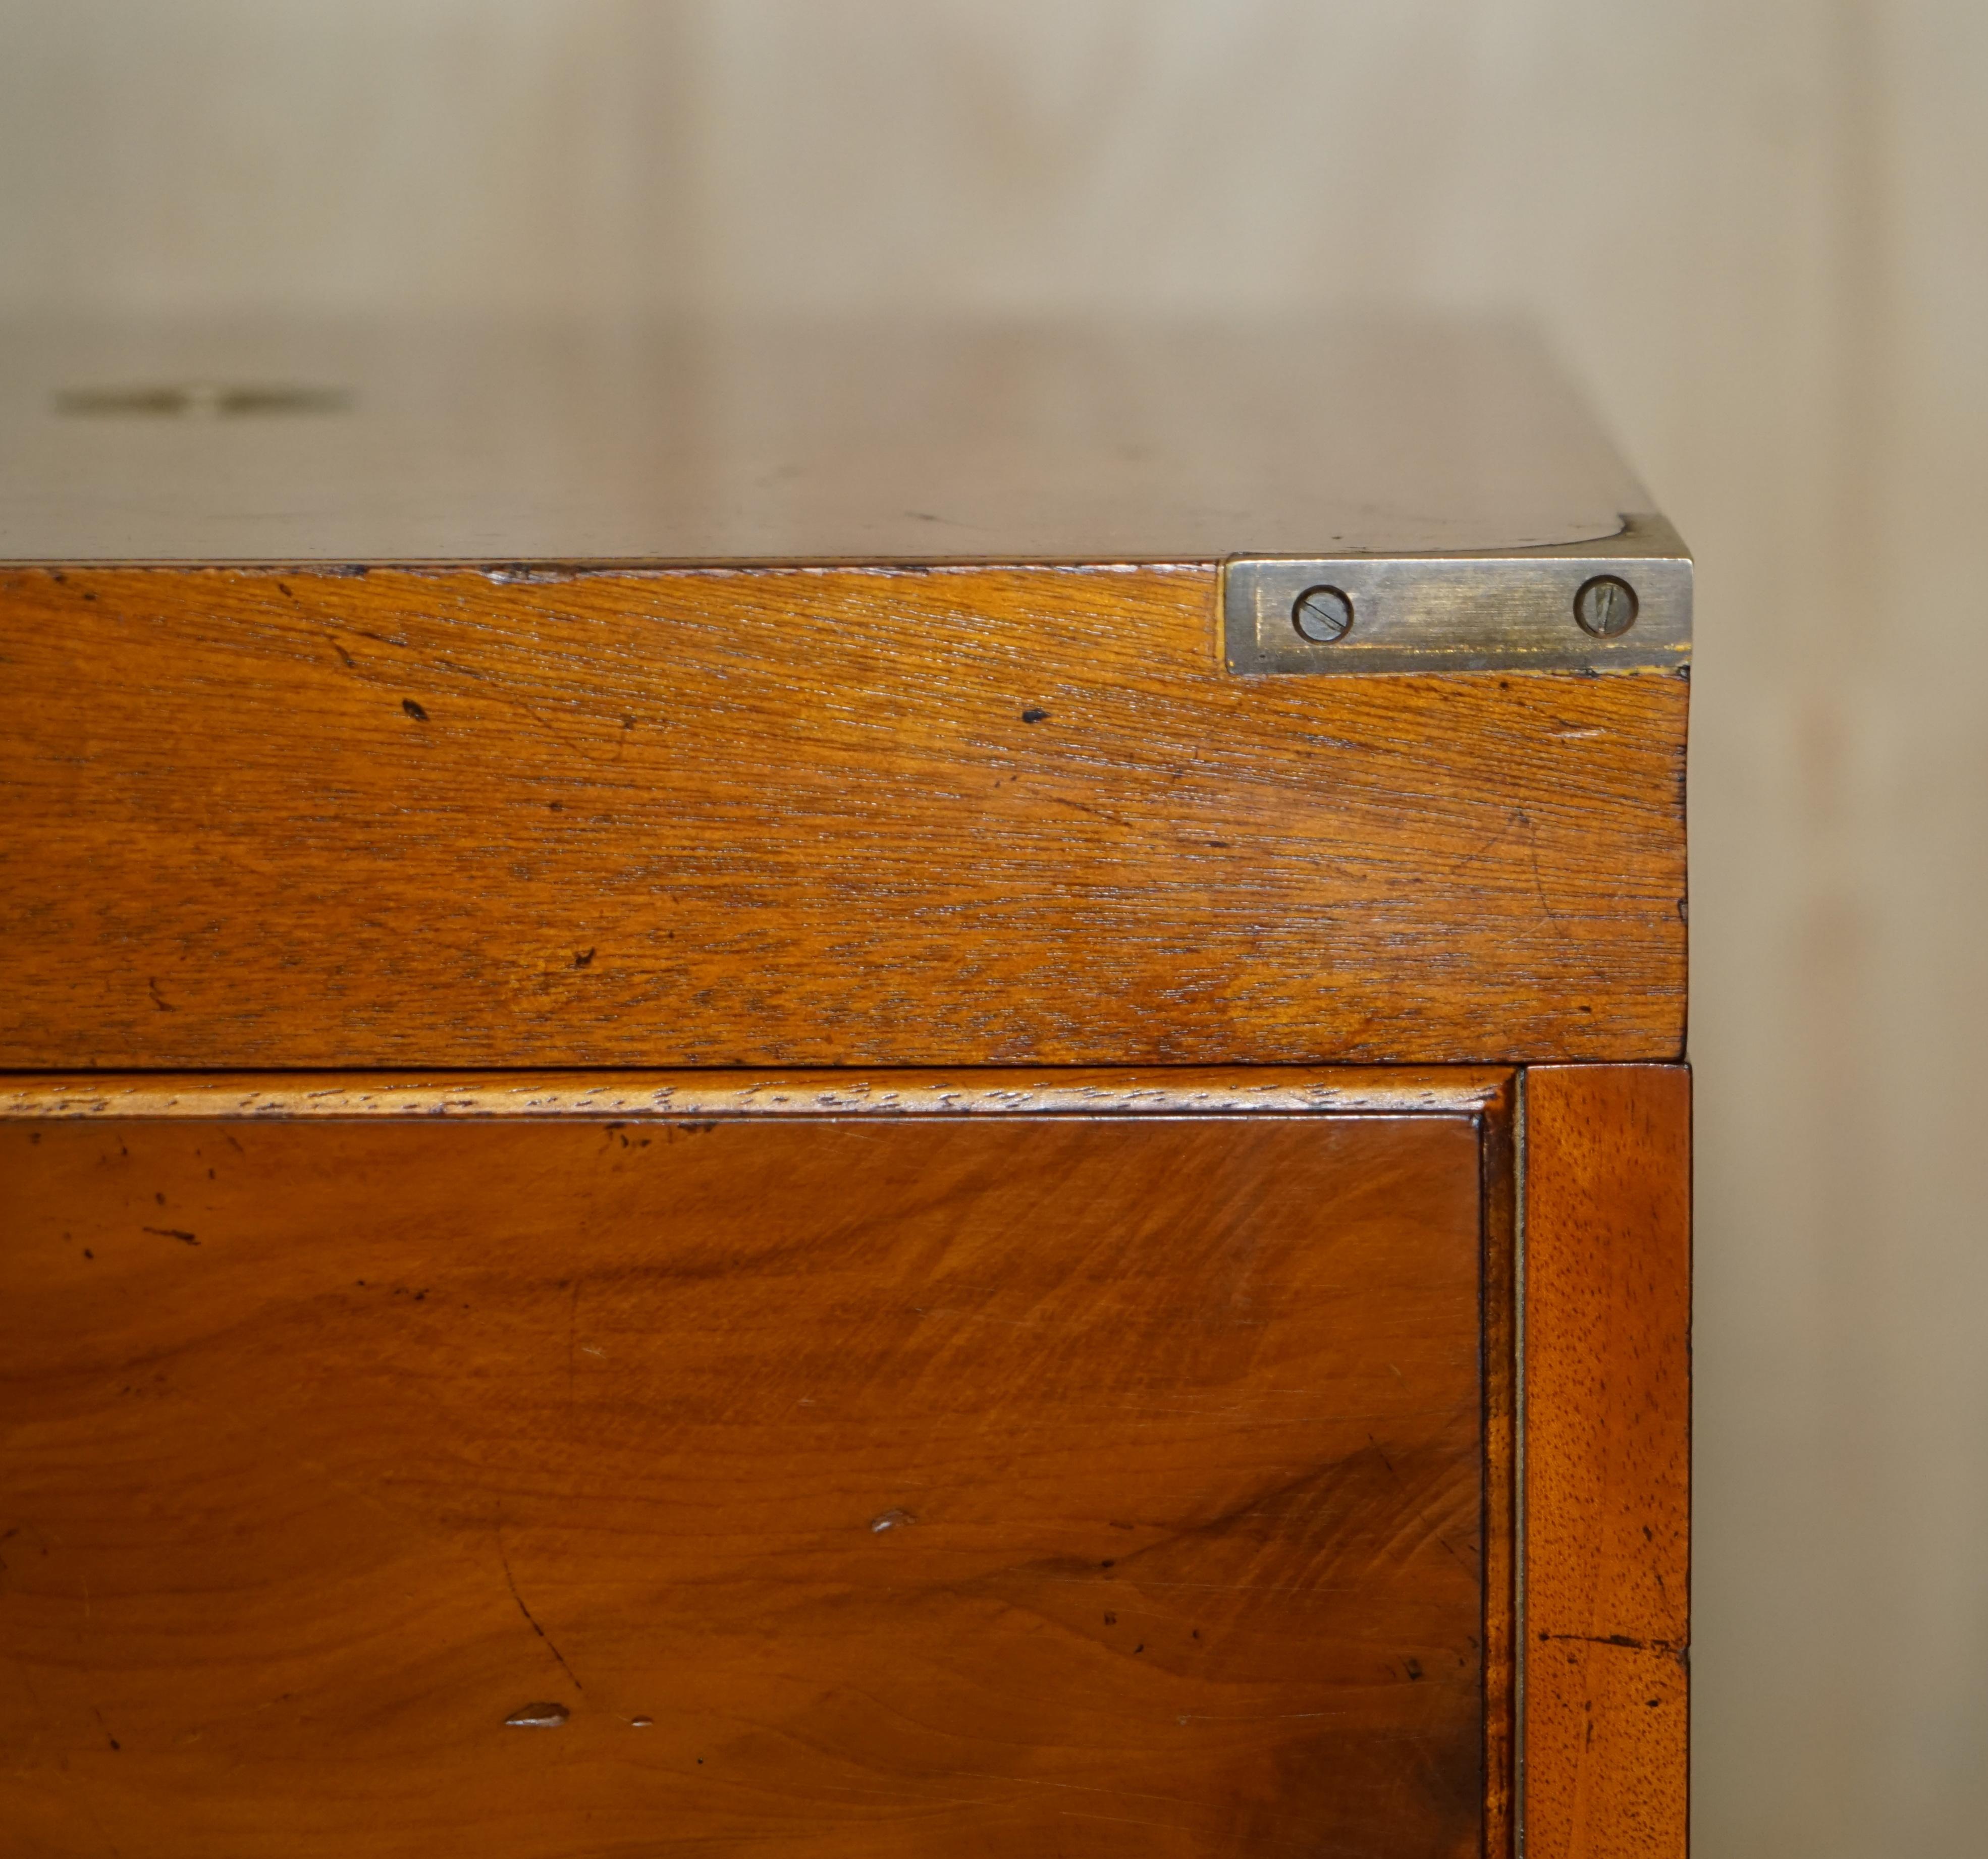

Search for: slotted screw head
xmin=1292 ymin=585 xmax=1354 ymax=642
xmin=1574 ymin=575 xmax=1639 ymax=638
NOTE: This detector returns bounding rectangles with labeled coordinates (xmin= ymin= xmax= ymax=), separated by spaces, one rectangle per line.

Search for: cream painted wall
xmin=4 ymin=5 xmax=1984 ymax=1850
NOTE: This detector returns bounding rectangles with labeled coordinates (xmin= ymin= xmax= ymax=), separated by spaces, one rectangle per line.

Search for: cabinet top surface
xmin=0 ymin=316 xmax=1656 ymax=564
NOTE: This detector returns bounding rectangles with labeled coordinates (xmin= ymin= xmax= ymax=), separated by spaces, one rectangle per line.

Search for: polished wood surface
xmin=1523 ymin=1065 xmax=1691 ymax=1859
xmin=0 ymin=565 xmax=1687 ymax=1068
xmin=1 ymin=1081 xmax=1500 ymax=1858
xmin=0 ymin=319 xmax=1649 ymax=562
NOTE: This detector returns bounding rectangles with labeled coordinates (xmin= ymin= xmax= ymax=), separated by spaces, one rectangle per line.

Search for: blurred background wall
xmin=2 ymin=3 xmax=1982 ymax=1851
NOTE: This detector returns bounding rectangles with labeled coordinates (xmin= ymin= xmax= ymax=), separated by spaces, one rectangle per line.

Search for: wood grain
xmin=1523 ymin=1065 xmax=1691 ymax=1859
xmin=1 ymin=1086 xmax=1498 ymax=1858
xmin=0 ymin=564 xmax=1687 ymax=1068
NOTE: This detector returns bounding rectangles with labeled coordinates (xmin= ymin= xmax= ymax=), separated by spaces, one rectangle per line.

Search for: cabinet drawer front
xmin=0 ymin=564 xmax=1686 ymax=1069
xmin=1 ymin=1071 xmax=1511 ymax=1859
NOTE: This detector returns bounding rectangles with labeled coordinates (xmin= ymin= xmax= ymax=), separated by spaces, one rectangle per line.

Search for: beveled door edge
xmin=0 ymin=1066 xmax=1514 ymax=1121
xmin=1481 ymin=1069 xmax=1522 ymax=1859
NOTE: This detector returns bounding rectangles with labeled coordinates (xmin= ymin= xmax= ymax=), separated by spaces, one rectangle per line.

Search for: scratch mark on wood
xmin=1536 ymin=1630 xmax=1686 ymax=1654
xmin=497 ymin=1540 xmax=582 ymax=1692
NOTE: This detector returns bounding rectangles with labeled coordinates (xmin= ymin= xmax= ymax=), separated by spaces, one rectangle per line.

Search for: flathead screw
xmin=1292 ymin=585 xmax=1354 ymax=642
xmin=1574 ymin=575 xmax=1639 ymax=638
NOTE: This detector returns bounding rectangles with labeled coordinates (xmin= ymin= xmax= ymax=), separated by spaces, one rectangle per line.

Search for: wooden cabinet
xmin=0 ymin=321 xmax=1688 ymax=1857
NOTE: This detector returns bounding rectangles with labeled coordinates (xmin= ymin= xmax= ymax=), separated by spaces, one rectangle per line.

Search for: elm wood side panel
xmin=1523 ymin=1065 xmax=1691 ymax=1859
xmin=0 ymin=564 xmax=1687 ymax=1067
xmin=1 ymin=1109 xmax=1490 ymax=1859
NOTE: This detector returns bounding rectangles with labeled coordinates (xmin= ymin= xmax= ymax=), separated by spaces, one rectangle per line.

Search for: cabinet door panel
xmin=1 ymin=1091 xmax=1496 ymax=1859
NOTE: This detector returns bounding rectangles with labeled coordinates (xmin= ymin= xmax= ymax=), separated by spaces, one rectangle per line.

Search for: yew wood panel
xmin=1523 ymin=1065 xmax=1691 ymax=1859
xmin=0 ymin=564 xmax=1686 ymax=1068
xmin=0 ymin=1093 xmax=1497 ymax=1859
